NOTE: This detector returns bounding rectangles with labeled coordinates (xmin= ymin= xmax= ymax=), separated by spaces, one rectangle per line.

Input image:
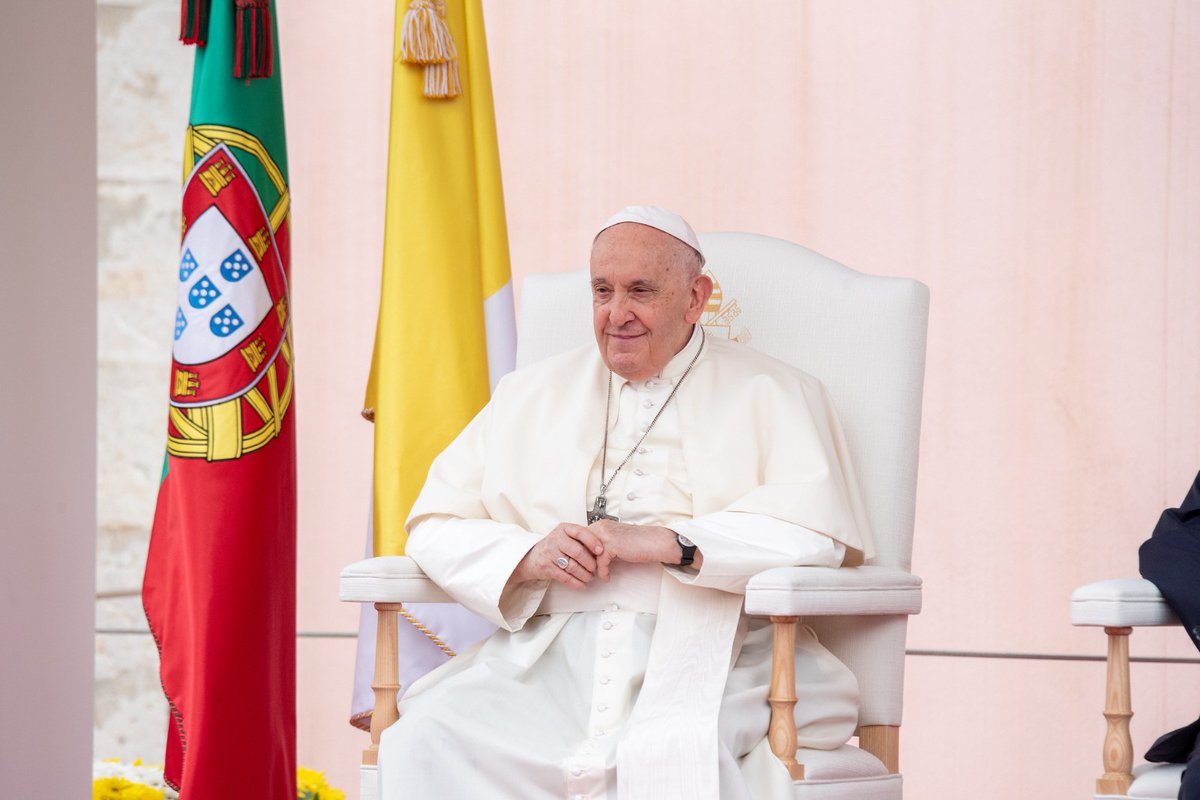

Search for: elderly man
xmin=379 ymin=206 xmax=874 ymax=800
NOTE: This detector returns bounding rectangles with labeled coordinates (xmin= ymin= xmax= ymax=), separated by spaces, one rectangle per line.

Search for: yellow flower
xmin=93 ymin=776 xmax=165 ymax=800
xmin=94 ymin=777 xmax=125 ymax=799
xmin=124 ymin=785 xmax=165 ymax=800
xmin=296 ymin=766 xmax=345 ymax=800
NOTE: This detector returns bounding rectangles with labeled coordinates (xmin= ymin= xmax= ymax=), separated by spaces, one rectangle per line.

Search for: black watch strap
xmin=676 ymin=533 xmax=697 ymax=567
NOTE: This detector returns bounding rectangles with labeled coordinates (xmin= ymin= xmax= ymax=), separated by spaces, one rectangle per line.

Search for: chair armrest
xmin=1070 ymin=578 xmax=1178 ymax=627
xmin=744 ymin=565 xmax=922 ymax=617
xmin=339 ymin=556 xmax=454 ymax=604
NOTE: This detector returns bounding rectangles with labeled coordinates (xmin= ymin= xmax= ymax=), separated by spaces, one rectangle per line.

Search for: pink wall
xmin=284 ymin=2 xmax=1200 ymax=796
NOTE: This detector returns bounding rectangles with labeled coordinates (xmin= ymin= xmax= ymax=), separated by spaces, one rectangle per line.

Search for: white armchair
xmin=341 ymin=232 xmax=930 ymax=799
xmin=1070 ymin=578 xmax=1185 ymax=799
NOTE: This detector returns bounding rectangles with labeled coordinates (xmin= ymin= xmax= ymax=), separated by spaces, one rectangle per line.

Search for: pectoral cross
xmin=587 ymin=494 xmax=618 ymax=524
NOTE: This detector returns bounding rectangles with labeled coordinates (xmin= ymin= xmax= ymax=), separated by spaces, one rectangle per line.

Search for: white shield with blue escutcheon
xmin=173 ymin=205 xmax=272 ymax=365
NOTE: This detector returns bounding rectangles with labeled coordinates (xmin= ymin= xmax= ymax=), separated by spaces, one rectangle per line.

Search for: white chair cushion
xmin=796 ymin=745 xmax=889 ymax=779
xmin=794 ymin=776 xmax=901 ymax=800
xmin=1127 ymin=762 xmax=1186 ymax=799
xmin=339 ymin=556 xmax=452 ymax=604
xmin=745 ymin=566 xmax=922 ymax=617
xmin=793 ymin=745 xmax=901 ymax=800
xmin=359 ymin=764 xmax=379 ymax=800
xmin=1070 ymin=578 xmax=1179 ymax=627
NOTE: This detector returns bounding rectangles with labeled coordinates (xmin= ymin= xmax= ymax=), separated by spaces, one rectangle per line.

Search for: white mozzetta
xmin=744 ymin=566 xmax=923 ymax=617
xmin=339 ymin=556 xmax=453 ymax=604
xmin=1069 ymin=578 xmax=1178 ymax=627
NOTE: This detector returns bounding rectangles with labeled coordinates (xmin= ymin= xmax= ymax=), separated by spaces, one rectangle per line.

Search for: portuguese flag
xmin=142 ymin=0 xmax=295 ymax=795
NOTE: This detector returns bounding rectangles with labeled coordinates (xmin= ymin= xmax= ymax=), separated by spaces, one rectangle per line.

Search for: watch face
xmin=677 ymin=534 xmax=695 ymax=548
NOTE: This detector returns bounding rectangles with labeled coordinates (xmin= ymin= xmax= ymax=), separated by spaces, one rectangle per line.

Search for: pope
xmin=378 ymin=205 xmax=875 ymax=799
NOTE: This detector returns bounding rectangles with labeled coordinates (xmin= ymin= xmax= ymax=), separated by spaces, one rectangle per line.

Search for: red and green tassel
xmin=180 ymin=0 xmax=210 ymax=45
xmin=234 ymin=0 xmax=274 ymax=79
xmin=180 ymin=0 xmax=273 ymax=80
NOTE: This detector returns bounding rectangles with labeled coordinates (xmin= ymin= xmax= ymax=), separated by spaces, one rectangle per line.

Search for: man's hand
xmin=511 ymin=523 xmax=606 ymax=590
xmin=588 ymin=519 xmax=697 ymax=580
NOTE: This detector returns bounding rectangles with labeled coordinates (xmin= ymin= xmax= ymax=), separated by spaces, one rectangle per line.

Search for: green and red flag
xmin=142 ymin=0 xmax=295 ymax=795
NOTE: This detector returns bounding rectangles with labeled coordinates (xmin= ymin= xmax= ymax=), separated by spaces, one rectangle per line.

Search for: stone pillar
xmin=0 ymin=0 xmax=97 ymax=792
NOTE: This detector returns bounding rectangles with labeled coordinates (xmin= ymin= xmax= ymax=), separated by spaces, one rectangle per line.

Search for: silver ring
xmin=554 ymin=556 xmax=571 ymax=570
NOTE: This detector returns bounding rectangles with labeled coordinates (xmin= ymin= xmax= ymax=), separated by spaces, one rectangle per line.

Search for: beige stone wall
xmin=94 ymin=0 xmax=188 ymax=762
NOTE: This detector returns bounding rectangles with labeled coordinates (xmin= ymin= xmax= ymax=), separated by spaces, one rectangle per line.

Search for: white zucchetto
xmin=596 ymin=205 xmax=705 ymax=267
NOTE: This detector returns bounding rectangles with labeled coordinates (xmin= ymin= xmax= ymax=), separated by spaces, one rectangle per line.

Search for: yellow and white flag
xmin=351 ymin=0 xmax=513 ymax=729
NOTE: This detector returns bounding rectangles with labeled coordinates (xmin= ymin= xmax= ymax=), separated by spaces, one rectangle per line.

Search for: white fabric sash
xmin=536 ymin=564 xmax=745 ymax=800
xmin=536 ymin=562 xmax=664 ymax=616
xmin=617 ymin=578 xmax=744 ymax=799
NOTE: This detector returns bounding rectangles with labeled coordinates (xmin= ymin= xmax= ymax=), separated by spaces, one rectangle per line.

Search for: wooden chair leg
xmin=1096 ymin=626 xmax=1133 ymax=795
xmin=768 ymin=615 xmax=805 ymax=780
xmin=364 ymin=602 xmax=402 ymax=767
xmin=858 ymin=725 xmax=899 ymax=774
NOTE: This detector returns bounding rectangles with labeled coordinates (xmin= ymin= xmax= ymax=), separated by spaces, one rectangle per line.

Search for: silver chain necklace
xmin=587 ymin=327 xmax=706 ymax=524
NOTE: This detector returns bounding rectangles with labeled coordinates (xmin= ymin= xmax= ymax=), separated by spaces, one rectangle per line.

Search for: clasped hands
xmin=511 ymin=519 xmax=681 ymax=590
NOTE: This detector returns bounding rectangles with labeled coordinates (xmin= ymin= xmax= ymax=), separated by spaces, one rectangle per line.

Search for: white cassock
xmin=378 ymin=326 xmax=875 ymax=800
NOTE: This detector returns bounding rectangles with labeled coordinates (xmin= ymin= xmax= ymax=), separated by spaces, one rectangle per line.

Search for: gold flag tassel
xmin=399 ymin=0 xmax=457 ymax=64
xmin=424 ymin=60 xmax=462 ymax=99
xmin=398 ymin=0 xmax=462 ymax=100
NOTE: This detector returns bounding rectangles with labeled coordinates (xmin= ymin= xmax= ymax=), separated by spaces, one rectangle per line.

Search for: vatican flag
xmin=351 ymin=0 xmax=513 ymax=729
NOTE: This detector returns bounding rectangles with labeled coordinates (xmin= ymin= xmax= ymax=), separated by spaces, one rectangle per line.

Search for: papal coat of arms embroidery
xmin=701 ymin=269 xmax=751 ymax=344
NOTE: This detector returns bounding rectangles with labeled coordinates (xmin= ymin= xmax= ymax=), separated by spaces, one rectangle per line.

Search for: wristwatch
xmin=676 ymin=533 xmax=697 ymax=567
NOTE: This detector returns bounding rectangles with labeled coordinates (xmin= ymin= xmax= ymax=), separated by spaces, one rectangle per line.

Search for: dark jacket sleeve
xmin=1138 ymin=470 xmax=1200 ymax=653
